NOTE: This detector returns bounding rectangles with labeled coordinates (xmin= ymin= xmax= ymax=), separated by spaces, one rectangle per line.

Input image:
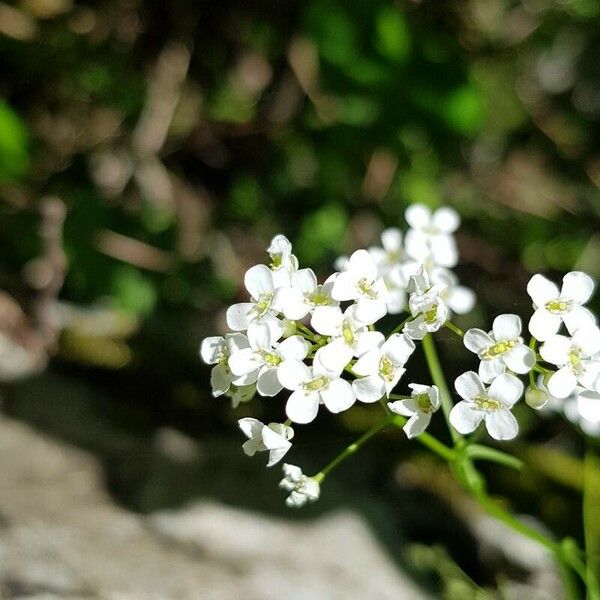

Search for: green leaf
xmin=0 ymin=100 xmax=29 ymax=183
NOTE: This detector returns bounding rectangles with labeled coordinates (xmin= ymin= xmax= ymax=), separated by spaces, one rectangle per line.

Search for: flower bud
xmin=525 ymin=387 xmax=549 ymax=410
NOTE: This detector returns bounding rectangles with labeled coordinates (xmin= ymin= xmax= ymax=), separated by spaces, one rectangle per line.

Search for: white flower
xmin=463 ymin=314 xmax=536 ymax=383
xmin=404 ymin=203 xmax=460 ymax=268
xmin=274 ymin=268 xmax=338 ymax=321
xmin=278 ymin=349 xmax=355 ymax=423
xmin=450 ymin=371 xmax=523 ymax=440
xmin=200 ymin=333 xmax=251 ymax=397
xmin=226 ymin=264 xmax=284 ymax=334
xmin=352 ymin=333 xmax=415 ymax=402
xmin=228 ymin=322 xmax=310 ymax=396
xmin=331 ymin=249 xmax=388 ymax=324
xmin=279 ymin=463 xmax=320 ymax=508
xmin=539 ymin=327 xmax=600 ymax=399
xmin=388 ymin=384 xmax=440 ymax=438
xmin=527 ymin=271 xmax=595 ymax=341
xmin=430 ymin=267 xmax=476 ymax=316
xmin=238 ymin=418 xmax=294 ymax=467
xmin=311 ymin=305 xmax=384 ymax=372
xmin=368 ymin=228 xmax=404 ymax=271
xmin=403 ymin=269 xmax=449 ymax=340
xmin=267 ymin=234 xmax=299 ymax=288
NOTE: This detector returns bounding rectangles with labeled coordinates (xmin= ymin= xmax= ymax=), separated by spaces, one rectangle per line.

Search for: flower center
xmin=483 ymin=339 xmax=516 ymax=359
xmin=474 ymin=395 xmax=502 ymax=411
xmin=306 ymin=288 xmax=331 ymax=306
xmin=545 ymin=299 xmax=571 ymax=314
xmin=357 ymin=278 xmax=377 ymax=299
xmin=423 ymin=305 xmax=438 ymax=324
xmin=270 ymin=253 xmax=283 ymax=269
xmin=341 ymin=320 xmax=355 ymax=346
xmin=415 ymin=393 xmax=433 ymax=413
xmin=568 ymin=347 xmax=582 ymax=372
xmin=379 ymin=355 xmax=396 ymax=382
xmin=252 ymin=292 xmax=274 ymax=317
xmin=303 ymin=376 xmax=329 ymax=393
xmin=260 ymin=350 xmax=281 ymax=367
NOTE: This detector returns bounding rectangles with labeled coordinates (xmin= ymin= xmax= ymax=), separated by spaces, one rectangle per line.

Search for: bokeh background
xmin=1 ymin=0 xmax=600 ymax=598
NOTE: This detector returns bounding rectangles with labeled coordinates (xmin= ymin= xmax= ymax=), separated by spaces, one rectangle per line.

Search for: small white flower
xmin=331 ymin=249 xmax=388 ymax=324
xmin=267 ymin=234 xmax=299 ymax=288
xmin=238 ymin=418 xmax=294 ymax=467
xmin=527 ymin=271 xmax=595 ymax=341
xmin=278 ymin=349 xmax=355 ymax=423
xmin=464 ymin=314 xmax=536 ymax=383
xmin=200 ymin=334 xmax=251 ymax=397
xmin=228 ymin=322 xmax=310 ymax=396
xmin=352 ymin=333 xmax=415 ymax=403
xmin=450 ymin=371 xmax=523 ymax=440
xmin=226 ymin=264 xmax=284 ymax=334
xmin=311 ymin=305 xmax=384 ymax=372
xmin=279 ymin=463 xmax=320 ymax=508
xmin=403 ymin=268 xmax=449 ymax=340
xmin=275 ymin=268 xmax=338 ymax=321
xmin=404 ymin=203 xmax=460 ymax=268
xmin=539 ymin=327 xmax=600 ymax=399
xmin=388 ymin=383 xmax=440 ymax=438
xmin=430 ymin=267 xmax=476 ymax=316
xmin=368 ymin=228 xmax=404 ymax=271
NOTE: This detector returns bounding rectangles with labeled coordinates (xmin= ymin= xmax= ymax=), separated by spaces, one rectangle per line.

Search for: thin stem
xmin=388 ymin=393 xmax=411 ymax=400
xmin=389 ymin=314 xmax=413 ymax=336
xmin=422 ymin=333 xmax=461 ymax=444
xmin=444 ymin=320 xmax=464 ymax=337
xmin=390 ymin=415 xmax=455 ymax=461
xmin=314 ymin=418 xmax=391 ymax=482
xmin=584 ymin=446 xmax=600 ymax=600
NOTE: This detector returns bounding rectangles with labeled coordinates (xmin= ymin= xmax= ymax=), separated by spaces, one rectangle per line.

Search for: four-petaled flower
xmin=403 ymin=268 xmax=449 ymax=340
xmin=279 ymin=463 xmax=320 ymax=508
xmin=200 ymin=333 xmax=251 ymax=397
xmin=388 ymin=383 xmax=440 ymax=438
xmin=267 ymin=234 xmax=298 ymax=288
xmin=238 ymin=418 xmax=294 ymax=467
xmin=463 ymin=314 xmax=535 ymax=383
xmin=527 ymin=271 xmax=595 ymax=341
xmin=352 ymin=334 xmax=416 ymax=402
xmin=450 ymin=371 xmax=523 ymax=440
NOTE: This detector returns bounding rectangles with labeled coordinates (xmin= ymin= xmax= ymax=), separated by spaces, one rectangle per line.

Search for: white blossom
xmin=331 ymin=249 xmax=388 ymax=324
xmin=430 ymin=267 xmax=476 ymax=316
xmin=278 ymin=348 xmax=355 ymax=423
xmin=404 ymin=203 xmax=460 ymax=268
xmin=463 ymin=314 xmax=535 ymax=383
xmin=267 ymin=234 xmax=299 ymax=288
xmin=539 ymin=327 xmax=600 ymax=399
xmin=450 ymin=371 xmax=523 ymax=440
xmin=368 ymin=228 xmax=404 ymax=271
xmin=388 ymin=384 xmax=440 ymax=438
xmin=527 ymin=271 xmax=595 ymax=341
xmin=403 ymin=268 xmax=449 ymax=340
xmin=279 ymin=463 xmax=320 ymax=508
xmin=238 ymin=418 xmax=294 ymax=467
xmin=228 ymin=322 xmax=310 ymax=396
xmin=226 ymin=264 xmax=284 ymax=335
xmin=311 ymin=305 xmax=384 ymax=372
xmin=200 ymin=333 xmax=252 ymax=397
xmin=352 ymin=333 xmax=415 ymax=403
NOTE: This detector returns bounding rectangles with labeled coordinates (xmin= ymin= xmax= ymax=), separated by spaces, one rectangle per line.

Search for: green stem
xmin=389 ymin=314 xmax=413 ymax=336
xmin=444 ymin=320 xmax=464 ymax=337
xmin=422 ymin=333 xmax=461 ymax=444
xmin=584 ymin=447 xmax=600 ymax=600
xmin=390 ymin=415 xmax=455 ymax=461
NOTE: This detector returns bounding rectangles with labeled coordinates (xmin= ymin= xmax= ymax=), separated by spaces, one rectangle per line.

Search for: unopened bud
xmin=525 ymin=387 xmax=549 ymax=410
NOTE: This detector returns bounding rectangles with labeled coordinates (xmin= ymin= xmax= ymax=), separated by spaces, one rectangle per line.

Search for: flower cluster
xmin=201 ymin=203 xmax=600 ymax=508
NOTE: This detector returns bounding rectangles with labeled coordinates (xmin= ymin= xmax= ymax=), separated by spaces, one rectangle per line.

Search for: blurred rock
xmin=0 ymin=415 xmax=429 ymax=599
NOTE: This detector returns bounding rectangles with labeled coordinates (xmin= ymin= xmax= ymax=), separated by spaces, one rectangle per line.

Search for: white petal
xmin=539 ymin=335 xmax=572 ymax=366
xmin=347 ymin=249 xmax=378 ymax=281
xmin=563 ymin=305 xmax=597 ymax=336
xmin=432 ymin=207 xmax=460 ymax=233
xmin=446 ymin=286 xmax=476 ymax=315
xmin=331 ymin=271 xmax=358 ymax=302
xmin=479 ymin=358 xmax=505 ymax=384
xmin=403 ymin=316 xmax=426 ymax=340
xmin=404 ymin=230 xmax=430 ymax=262
xmin=242 ymin=437 xmax=264 ymax=457
xmin=210 ymin=363 xmax=231 ymax=397
xmin=527 ymin=274 xmax=559 ymax=307
xmin=577 ymin=390 xmax=600 ymax=422
xmin=492 ymin=314 xmax=522 ymax=340
xmin=430 ymin=235 xmax=458 ymax=268
xmin=293 ymin=268 xmax=318 ymax=294
xmin=226 ymin=303 xmax=254 ymax=331
xmin=382 ymin=333 xmax=415 ymax=367
xmin=318 ymin=339 xmax=354 ymax=372
xmin=548 ymin=367 xmax=578 ymax=399
xmin=320 ymin=379 xmax=355 ymax=413
xmin=257 ymin=367 xmax=283 ymax=396
xmin=261 ymin=425 xmax=289 ymax=451
xmin=484 ymin=408 xmax=518 ymax=440
xmin=244 ymin=264 xmax=274 ymax=299
xmin=352 ymin=349 xmax=381 ymax=376
xmin=312 ymin=347 xmax=343 ymax=378
xmin=247 ymin=322 xmax=272 ymax=351
xmin=404 ymin=412 xmax=432 ymax=438
xmin=387 ymin=400 xmax=414 ymax=417
xmin=572 ymin=327 xmax=600 ymax=358
xmin=405 ymin=203 xmax=431 ymax=229
xmin=238 ymin=417 xmax=263 ymax=439
xmin=354 ymin=331 xmax=385 ymax=357
xmin=381 ymin=228 xmax=403 ymax=253
xmin=579 ymin=361 xmax=600 ymax=391
xmin=311 ymin=305 xmax=343 ymax=336
xmin=464 ymin=329 xmax=493 ymax=354
xmin=488 ymin=373 xmax=523 ymax=407
xmin=277 ymin=360 xmax=311 ymax=390
xmin=277 ymin=335 xmax=310 ymax=361
xmin=352 ymin=374 xmax=386 ymax=403
xmin=504 ymin=345 xmax=536 ymax=375
xmin=286 ymin=390 xmax=320 ymax=424
xmin=200 ymin=336 xmax=224 ymax=364
xmin=561 ymin=271 xmax=594 ymax=305
xmin=355 ymin=298 xmax=387 ymax=324
xmin=449 ymin=401 xmax=485 ymax=434
xmin=267 ymin=234 xmax=292 ymax=257
xmin=266 ymin=444 xmax=291 ymax=467
xmin=275 ymin=287 xmax=309 ymax=320
xmin=229 ymin=348 xmax=262 ymax=377
xmin=528 ymin=308 xmax=561 ymax=342
xmin=226 ymin=333 xmax=250 ymax=354
xmin=454 ymin=371 xmax=485 ymax=402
